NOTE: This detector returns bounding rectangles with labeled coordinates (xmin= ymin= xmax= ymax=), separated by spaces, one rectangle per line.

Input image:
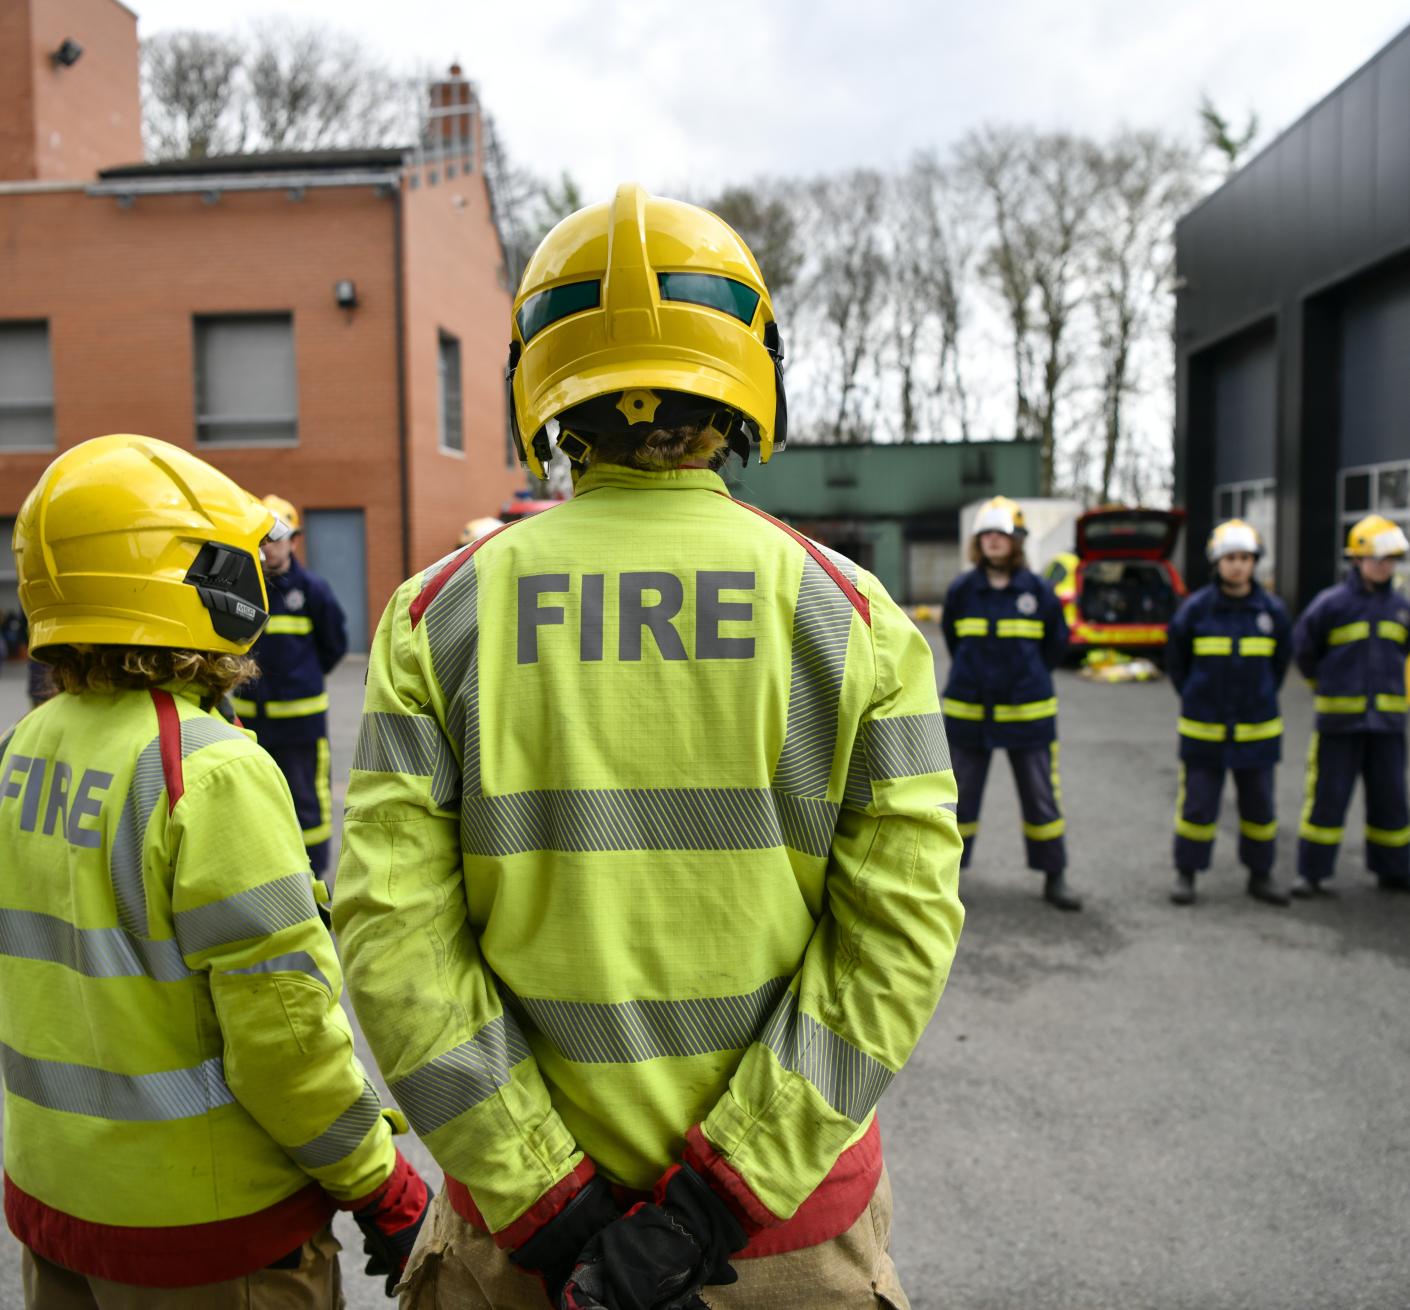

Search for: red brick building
xmin=0 ymin=0 xmax=525 ymax=647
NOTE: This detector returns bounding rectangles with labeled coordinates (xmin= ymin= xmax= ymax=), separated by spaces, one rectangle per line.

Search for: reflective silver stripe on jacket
xmin=865 ymin=713 xmax=950 ymax=781
xmin=390 ymin=1013 xmax=532 ymax=1137
xmin=758 ymin=992 xmax=895 ymax=1122
xmin=0 ymin=1042 xmax=233 ymax=1121
xmin=353 ymin=711 xmax=461 ymax=811
xmin=506 ymin=976 xmax=790 ymax=1065
xmin=0 ymin=908 xmax=187 ymax=982
xmin=772 ymin=555 xmax=857 ymax=799
xmin=423 ymin=555 xmax=481 ymax=785
xmin=226 ymin=949 xmax=331 ymax=993
xmin=175 ymin=872 xmax=319 ymax=956
xmin=460 ymin=788 xmax=838 ymax=860
xmin=287 ymin=1079 xmax=383 ymax=1168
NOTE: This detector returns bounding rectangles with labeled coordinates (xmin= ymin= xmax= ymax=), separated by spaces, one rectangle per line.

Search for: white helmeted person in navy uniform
xmin=232 ymin=494 xmax=348 ymax=896
xmin=941 ymin=496 xmax=1081 ymax=911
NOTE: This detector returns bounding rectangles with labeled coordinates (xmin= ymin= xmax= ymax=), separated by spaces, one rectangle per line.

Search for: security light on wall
xmin=334 ymin=280 xmax=358 ymax=309
xmin=50 ymin=39 xmax=83 ymax=67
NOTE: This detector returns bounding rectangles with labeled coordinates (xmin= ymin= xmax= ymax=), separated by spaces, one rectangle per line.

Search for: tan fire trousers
xmin=21 ymin=1225 xmax=344 ymax=1309
xmin=397 ymin=1167 xmax=909 ymax=1309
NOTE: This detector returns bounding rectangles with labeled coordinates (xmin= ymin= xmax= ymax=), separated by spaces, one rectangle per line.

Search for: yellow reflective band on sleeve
xmin=229 ymin=696 xmax=257 ymax=717
xmin=1327 ymin=621 xmax=1369 ymax=646
xmin=1376 ymin=621 xmax=1407 ymax=644
xmin=996 ymin=619 xmax=1045 ymax=639
xmin=1193 ymin=636 xmax=1232 ymax=655
xmin=1374 ymin=694 xmax=1408 ymax=713
xmin=953 ymin=618 xmax=989 ymax=638
xmin=957 ymin=821 xmax=980 ymax=838
xmin=992 ymin=697 xmax=1057 ymax=723
xmin=303 ymin=737 xmax=333 ymax=845
xmin=942 ymin=699 xmax=986 ymax=722
xmin=1239 ymin=637 xmax=1277 ymax=657
xmin=262 ymin=693 xmax=331 ymax=720
xmin=1239 ymin=818 xmax=1278 ymax=841
xmin=1178 ymin=717 xmax=1227 ymax=742
xmin=1023 ymin=818 xmax=1065 ymax=841
xmin=1299 ymin=821 xmax=1344 ymax=845
xmin=1365 ymin=824 xmax=1410 ymax=848
xmin=1233 ymin=717 xmax=1283 ymax=742
xmin=1315 ymin=696 xmax=1367 ymax=714
xmin=265 ymin=615 xmax=315 ymax=635
xmin=1175 ymin=817 xmax=1217 ymax=841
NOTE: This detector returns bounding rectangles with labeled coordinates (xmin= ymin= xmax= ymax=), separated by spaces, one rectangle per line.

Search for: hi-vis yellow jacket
xmin=0 ymin=685 xmax=395 ymax=1286
xmin=336 ymin=465 xmax=964 ymax=1241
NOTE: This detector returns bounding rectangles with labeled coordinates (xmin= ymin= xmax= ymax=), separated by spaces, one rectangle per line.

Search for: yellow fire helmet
xmin=15 ymin=434 xmax=289 ymax=659
xmin=507 ymin=181 xmax=786 ymax=480
xmin=261 ymin=493 xmax=301 ymax=535
xmin=973 ymin=495 xmax=1027 ymax=537
xmin=1346 ymin=513 xmax=1409 ymax=559
xmin=1207 ymin=518 xmax=1263 ymax=562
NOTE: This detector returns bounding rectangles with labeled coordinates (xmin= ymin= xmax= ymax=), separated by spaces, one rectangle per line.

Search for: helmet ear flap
xmin=766 ymin=322 xmax=787 ymax=455
xmin=506 ymin=339 xmax=544 ymax=478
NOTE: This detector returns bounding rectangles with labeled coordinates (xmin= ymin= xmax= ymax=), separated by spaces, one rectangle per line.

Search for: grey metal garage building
xmin=1175 ymin=23 xmax=1410 ymax=608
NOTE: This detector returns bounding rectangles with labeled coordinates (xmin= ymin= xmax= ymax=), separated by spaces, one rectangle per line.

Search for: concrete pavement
xmin=1 ymin=638 xmax=1407 ymax=1308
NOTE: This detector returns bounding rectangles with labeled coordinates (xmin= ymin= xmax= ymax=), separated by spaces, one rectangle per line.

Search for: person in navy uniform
xmin=1165 ymin=519 xmax=1292 ymax=906
xmin=941 ymin=496 xmax=1081 ymax=910
xmin=1291 ymin=514 xmax=1410 ymax=896
xmin=232 ymin=494 xmax=348 ymax=890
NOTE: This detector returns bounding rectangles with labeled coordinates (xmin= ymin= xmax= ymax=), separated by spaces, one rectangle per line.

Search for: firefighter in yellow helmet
xmin=230 ymin=493 xmax=349 ymax=894
xmin=1164 ymin=520 xmax=1293 ymax=905
xmin=335 ymin=184 xmax=963 ymax=1309
xmin=1 ymin=436 xmax=428 ymax=1305
xmin=1290 ymin=514 xmax=1410 ymax=894
xmin=940 ymin=496 xmax=1081 ymax=909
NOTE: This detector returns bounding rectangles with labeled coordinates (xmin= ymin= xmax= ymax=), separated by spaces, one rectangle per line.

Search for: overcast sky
xmin=130 ymin=0 xmax=1410 ymax=198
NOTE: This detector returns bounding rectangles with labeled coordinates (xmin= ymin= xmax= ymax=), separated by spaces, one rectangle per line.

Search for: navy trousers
xmin=1173 ymin=763 xmax=1276 ymax=875
xmin=953 ymin=742 xmax=1066 ymax=874
xmin=1298 ymin=731 xmax=1409 ymax=885
xmin=264 ymin=738 xmax=333 ymax=875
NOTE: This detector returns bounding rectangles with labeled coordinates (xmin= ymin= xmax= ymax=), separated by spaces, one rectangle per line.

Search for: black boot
xmin=1170 ymin=869 xmax=1196 ymax=905
xmin=1043 ymin=872 xmax=1083 ymax=911
xmin=1246 ymin=871 xmax=1290 ymax=906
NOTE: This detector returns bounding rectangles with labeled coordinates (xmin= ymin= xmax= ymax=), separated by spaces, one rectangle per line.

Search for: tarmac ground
xmin=1 ymin=632 xmax=1407 ymax=1309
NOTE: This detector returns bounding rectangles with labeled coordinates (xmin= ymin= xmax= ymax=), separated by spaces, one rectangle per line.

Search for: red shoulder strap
xmin=723 ymin=496 xmax=871 ymax=626
xmin=149 ymin=689 xmax=185 ymax=814
xmin=410 ymin=521 xmax=519 ymax=628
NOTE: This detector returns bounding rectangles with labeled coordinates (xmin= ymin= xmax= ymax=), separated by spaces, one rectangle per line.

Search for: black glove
xmin=508 ymin=1175 xmax=623 ymax=1304
xmin=560 ymin=1164 xmax=746 ymax=1310
xmin=353 ymin=1150 xmax=432 ymax=1297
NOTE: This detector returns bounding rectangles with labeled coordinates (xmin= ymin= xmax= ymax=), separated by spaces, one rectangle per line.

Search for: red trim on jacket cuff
xmin=444 ymin=1158 xmax=597 ymax=1252
xmin=682 ymin=1125 xmax=780 ymax=1235
xmin=338 ymin=1148 xmax=422 ymax=1221
xmin=5 ymin=1174 xmax=333 ymax=1289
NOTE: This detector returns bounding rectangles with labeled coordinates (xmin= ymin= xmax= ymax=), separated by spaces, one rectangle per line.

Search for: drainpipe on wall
xmin=393 ymin=181 xmax=411 ymax=579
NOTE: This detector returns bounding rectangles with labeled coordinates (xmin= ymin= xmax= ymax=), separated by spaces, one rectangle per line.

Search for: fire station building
xmin=0 ymin=0 xmax=523 ymax=649
xmin=1175 ymin=23 xmax=1410 ymax=608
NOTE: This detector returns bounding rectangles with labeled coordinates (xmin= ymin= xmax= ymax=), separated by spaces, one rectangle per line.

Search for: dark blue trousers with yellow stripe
xmin=953 ymin=743 xmax=1066 ymax=874
xmin=265 ymin=738 xmax=334 ymax=875
xmin=1298 ymin=731 xmax=1409 ymax=885
xmin=1174 ymin=763 xmax=1276 ymax=874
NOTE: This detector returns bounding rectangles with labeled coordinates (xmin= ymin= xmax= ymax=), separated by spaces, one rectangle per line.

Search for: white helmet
xmin=1207 ymin=518 xmax=1262 ymax=563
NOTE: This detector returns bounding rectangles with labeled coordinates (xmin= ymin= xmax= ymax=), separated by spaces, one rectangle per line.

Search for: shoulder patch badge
xmin=1016 ymin=591 xmax=1039 ymax=616
xmin=1257 ymin=611 xmax=1274 ymax=634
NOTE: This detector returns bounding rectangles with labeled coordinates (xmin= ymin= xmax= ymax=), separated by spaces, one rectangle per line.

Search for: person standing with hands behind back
xmin=232 ymin=495 xmax=347 ymax=900
xmin=1164 ymin=519 xmax=1292 ymax=906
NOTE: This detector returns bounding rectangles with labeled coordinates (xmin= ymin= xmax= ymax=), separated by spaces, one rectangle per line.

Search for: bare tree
xmin=708 ymin=183 xmax=805 ymax=304
xmin=141 ymin=31 xmax=247 ymax=159
xmin=1089 ymin=132 xmax=1198 ymax=502
xmin=802 ymin=170 xmax=888 ymax=442
xmin=141 ymin=23 xmax=419 ymax=161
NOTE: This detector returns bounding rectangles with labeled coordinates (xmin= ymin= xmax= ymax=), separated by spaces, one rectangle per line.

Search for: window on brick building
xmin=194 ymin=314 xmax=298 ymax=444
xmin=0 ymin=322 xmax=56 ymax=450
xmin=439 ymin=331 xmax=464 ymax=453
